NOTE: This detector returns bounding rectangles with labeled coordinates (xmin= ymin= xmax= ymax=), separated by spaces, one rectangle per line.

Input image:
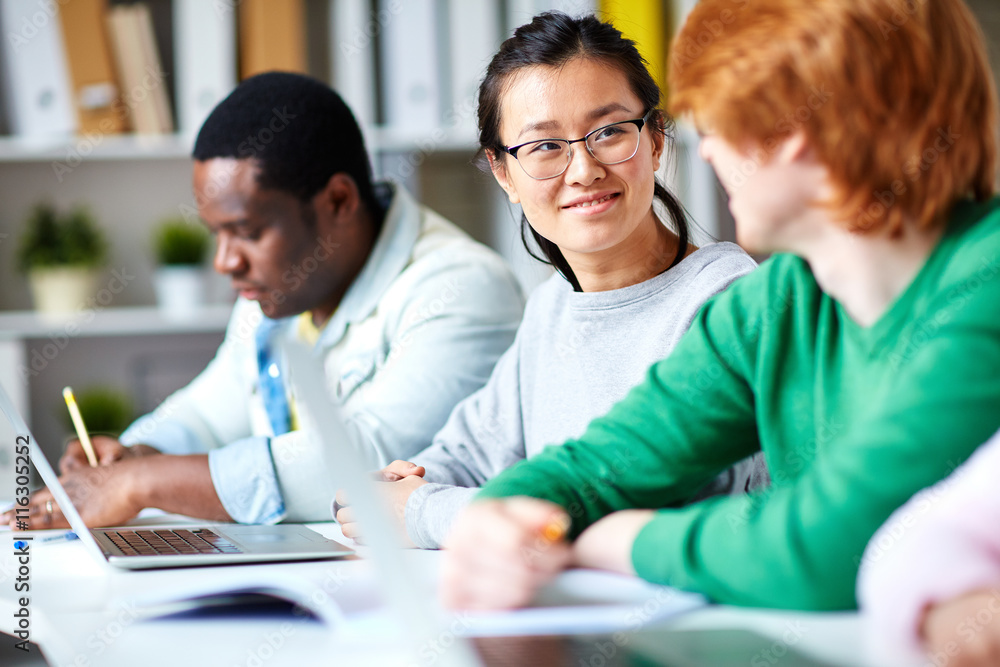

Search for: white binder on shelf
xmin=331 ymin=0 xmax=375 ymax=130
xmin=379 ymin=0 xmax=440 ymax=133
xmin=173 ymin=0 xmax=236 ymax=136
xmin=447 ymin=0 xmax=501 ymax=124
xmin=0 ymin=0 xmax=77 ymax=138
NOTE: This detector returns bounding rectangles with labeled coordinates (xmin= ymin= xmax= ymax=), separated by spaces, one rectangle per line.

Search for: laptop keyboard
xmin=105 ymin=528 xmax=242 ymax=557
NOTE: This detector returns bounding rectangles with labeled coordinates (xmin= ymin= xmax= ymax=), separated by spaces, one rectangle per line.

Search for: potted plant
xmin=18 ymin=203 xmax=107 ymax=315
xmin=152 ymin=217 xmax=209 ymax=318
xmin=60 ymin=386 xmax=135 ymax=439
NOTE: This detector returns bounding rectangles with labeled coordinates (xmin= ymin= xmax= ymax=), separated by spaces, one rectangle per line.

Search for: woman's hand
xmin=440 ymin=497 xmax=572 ymax=610
xmin=378 ymin=459 xmax=426 ymax=482
xmin=334 ymin=460 xmax=426 ymax=547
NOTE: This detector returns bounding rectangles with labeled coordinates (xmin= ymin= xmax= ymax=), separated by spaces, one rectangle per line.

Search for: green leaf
xmin=153 ymin=218 xmax=210 ymax=266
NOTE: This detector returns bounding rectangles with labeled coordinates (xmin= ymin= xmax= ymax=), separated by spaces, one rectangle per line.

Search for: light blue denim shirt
xmin=120 ymin=184 xmax=525 ymax=523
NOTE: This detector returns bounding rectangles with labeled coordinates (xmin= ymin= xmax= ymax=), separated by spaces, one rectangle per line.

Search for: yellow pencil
xmin=62 ymin=387 xmax=98 ymax=467
xmin=541 ymin=513 xmax=571 ymax=544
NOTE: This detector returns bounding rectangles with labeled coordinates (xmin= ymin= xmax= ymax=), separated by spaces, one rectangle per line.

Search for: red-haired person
xmin=440 ymin=0 xmax=1000 ymax=616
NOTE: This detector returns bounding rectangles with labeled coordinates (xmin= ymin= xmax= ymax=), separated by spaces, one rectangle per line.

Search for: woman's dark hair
xmin=477 ymin=12 xmax=690 ymax=292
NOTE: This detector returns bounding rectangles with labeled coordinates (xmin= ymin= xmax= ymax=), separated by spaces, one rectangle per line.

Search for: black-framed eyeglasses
xmin=503 ymin=109 xmax=653 ymax=180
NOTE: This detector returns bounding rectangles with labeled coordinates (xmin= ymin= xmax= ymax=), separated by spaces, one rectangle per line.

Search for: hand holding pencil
xmin=62 ymin=387 xmax=98 ymax=467
xmin=441 ymin=497 xmax=573 ymax=610
xmin=59 ymin=387 xmax=144 ymax=473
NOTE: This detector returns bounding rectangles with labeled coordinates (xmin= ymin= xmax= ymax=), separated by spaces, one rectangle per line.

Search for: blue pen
xmin=39 ymin=532 xmax=78 ymax=543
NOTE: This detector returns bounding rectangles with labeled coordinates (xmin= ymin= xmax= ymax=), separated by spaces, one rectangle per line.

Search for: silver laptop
xmin=0 ymin=382 xmax=353 ymax=569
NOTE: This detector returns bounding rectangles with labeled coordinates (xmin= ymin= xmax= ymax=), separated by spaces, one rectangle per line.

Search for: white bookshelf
xmin=0 ymin=129 xmax=483 ymax=163
xmin=369 ymin=126 xmax=479 ymax=154
xmin=0 ymin=305 xmax=231 ymax=470
xmin=0 ymin=133 xmax=194 ymax=162
xmin=0 ymin=0 xmax=721 ymax=450
xmin=0 ymin=304 xmax=232 ymax=339
xmin=0 ymin=304 xmax=232 ymax=419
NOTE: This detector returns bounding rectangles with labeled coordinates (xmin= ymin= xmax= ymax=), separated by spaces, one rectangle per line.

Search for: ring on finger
xmin=45 ymin=499 xmax=53 ymax=515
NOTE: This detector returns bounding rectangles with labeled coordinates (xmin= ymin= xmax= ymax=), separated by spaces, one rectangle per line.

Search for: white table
xmin=0 ymin=520 xmax=904 ymax=667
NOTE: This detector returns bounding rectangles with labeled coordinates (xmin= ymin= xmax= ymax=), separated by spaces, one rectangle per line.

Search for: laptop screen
xmin=0 ymin=381 xmax=110 ymax=564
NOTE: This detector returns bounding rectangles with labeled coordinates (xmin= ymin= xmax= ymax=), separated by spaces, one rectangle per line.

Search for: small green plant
xmin=17 ymin=203 xmax=107 ymax=273
xmin=154 ymin=218 xmax=209 ymax=266
xmin=61 ymin=386 xmax=135 ymax=438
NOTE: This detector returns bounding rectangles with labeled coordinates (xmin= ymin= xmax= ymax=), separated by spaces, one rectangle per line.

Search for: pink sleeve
xmin=858 ymin=428 xmax=1000 ymax=665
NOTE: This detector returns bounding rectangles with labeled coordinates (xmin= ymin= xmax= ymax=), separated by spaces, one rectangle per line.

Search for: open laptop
xmin=0 ymin=382 xmax=353 ymax=569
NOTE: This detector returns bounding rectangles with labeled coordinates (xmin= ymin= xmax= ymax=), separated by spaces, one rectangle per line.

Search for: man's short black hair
xmin=193 ymin=71 xmax=381 ymax=219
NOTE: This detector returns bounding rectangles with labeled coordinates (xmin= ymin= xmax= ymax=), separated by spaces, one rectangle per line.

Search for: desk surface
xmin=0 ymin=520 xmax=907 ymax=667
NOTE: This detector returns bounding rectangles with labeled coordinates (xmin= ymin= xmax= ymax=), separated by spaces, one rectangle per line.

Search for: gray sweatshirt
xmin=405 ymin=242 xmax=767 ymax=549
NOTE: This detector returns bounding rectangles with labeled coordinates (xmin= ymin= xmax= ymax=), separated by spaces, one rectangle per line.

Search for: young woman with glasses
xmin=333 ymin=12 xmax=767 ymax=549
xmin=440 ymin=0 xmax=1000 ymax=618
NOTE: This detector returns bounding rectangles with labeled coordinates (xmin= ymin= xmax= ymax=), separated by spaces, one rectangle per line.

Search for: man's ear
xmin=315 ymin=172 xmax=361 ymax=224
xmin=487 ymin=150 xmax=520 ymax=205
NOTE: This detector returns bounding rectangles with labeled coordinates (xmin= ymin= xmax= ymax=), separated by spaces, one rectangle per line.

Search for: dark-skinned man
xmin=11 ymin=72 xmax=524 ymax=529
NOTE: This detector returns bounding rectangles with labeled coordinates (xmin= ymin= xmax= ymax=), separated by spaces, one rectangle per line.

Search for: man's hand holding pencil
xmin=2 ymin=387 xmax=162 ymax=530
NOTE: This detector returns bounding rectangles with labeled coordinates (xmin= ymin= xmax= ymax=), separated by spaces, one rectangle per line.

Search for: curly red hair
xmin=669 ymin=0 xmax=997 ymax=234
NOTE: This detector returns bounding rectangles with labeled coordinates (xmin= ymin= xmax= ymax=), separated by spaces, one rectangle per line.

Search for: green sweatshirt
xmin=478 ymin=198 xmax=1000 ymax=610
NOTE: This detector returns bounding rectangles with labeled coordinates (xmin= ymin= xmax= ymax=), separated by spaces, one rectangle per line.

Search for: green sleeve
xmin=479 ymin=252 xmax=1000 ymax=610
xmin=631 ymin=309 xmax=1000 ymax=609
xmin=477 ymin=273 xmax=764 ymax=533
